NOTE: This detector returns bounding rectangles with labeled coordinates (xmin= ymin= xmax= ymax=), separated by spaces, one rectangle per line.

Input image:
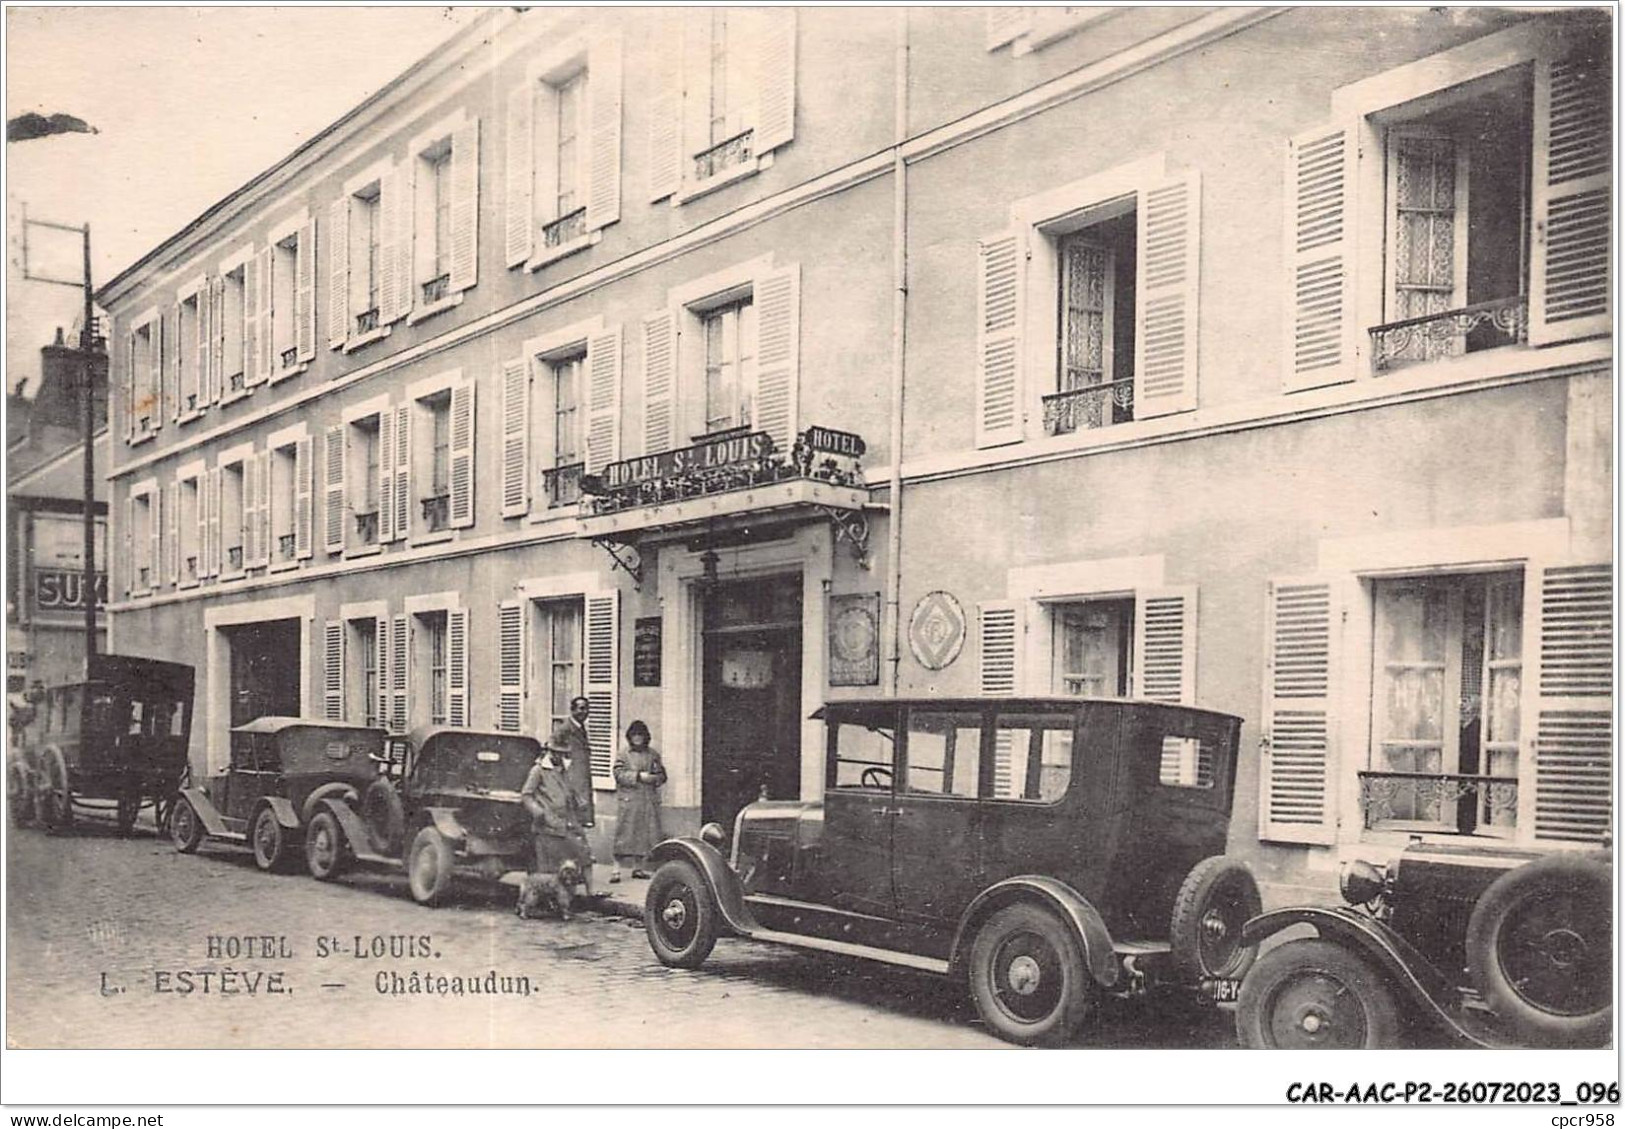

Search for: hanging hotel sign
xmin=589 ymin=431 xmax=777 ymax=493
xmin=33 ymin=569 xmax=108 ymax=613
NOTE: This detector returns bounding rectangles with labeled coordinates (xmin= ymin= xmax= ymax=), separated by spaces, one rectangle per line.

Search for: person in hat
xmin=521 ymin=741 xmax=594 ymax=898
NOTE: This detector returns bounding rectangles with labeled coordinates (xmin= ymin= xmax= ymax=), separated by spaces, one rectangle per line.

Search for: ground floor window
xmin=1052 ymin=597 xmax=1132 ymax=697
xmin=542 ymin=598 xmax=584 ymax=734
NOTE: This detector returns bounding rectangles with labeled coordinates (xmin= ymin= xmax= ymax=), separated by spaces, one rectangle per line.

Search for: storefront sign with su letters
xmin=34 ymin=569 xmax=108 ymax=612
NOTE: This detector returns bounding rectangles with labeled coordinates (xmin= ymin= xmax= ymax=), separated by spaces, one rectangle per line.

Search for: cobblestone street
xmin=7 ymin=813 xmax=1238 ymax=1050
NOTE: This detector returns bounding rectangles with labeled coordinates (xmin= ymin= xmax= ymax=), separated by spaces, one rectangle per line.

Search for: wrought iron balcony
xmin=280 ymin=346 xmax=298 ymax=368
xmin=354 ymin=510 xmax=379 ymax=545
xmin=136 ymin=414 xmax=151 ymax=434
xmin=421 ymin=494 xmax=451 ymax=533
xmin=137 ymin=566 xmax=150 ymax=589
xmin=1358 ymin=770 xmax=1519 ymax=832
xmin=542 ymin=208 xmax=587 ymax=250
xmin=694 ymin=129 xmax=754 ymax=181
xmin=1370 ymin=295 xmax=1527 ymax=372
xmin=185 ymin=556 xmax=198 ymax=581
xmin=185 ymin=392 xmax=197 ymax=412
xmin=422 ymin=274 xmax=451 ymax=304
xmin=544 ymin=462 xmax=585 ymax=509
xmin=278 ymin=533 xmax=296 ymax=561
xmin=355 ymin=308 xmax=380 ymax=335
xmin=225 ymin=546 xmax=243 ymax=571
xmin=1042 ymin=379 xmax=1134 ymax=436
xmin=228 ymin=371 xmax=246 ymax=393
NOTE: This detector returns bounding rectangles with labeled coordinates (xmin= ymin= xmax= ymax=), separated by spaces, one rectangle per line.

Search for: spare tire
xmin=1466 ymin=852 xmax=1612 ymax=1047
xmin=1170 ymin=855 xmax=1262 ymax=980
xmin=361 ymin=778 xmax=406 ymax=856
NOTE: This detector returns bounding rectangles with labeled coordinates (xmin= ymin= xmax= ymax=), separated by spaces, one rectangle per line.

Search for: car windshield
xmin=414 ymin=738 xmax=533 ymax=794
xmin=830 ymin=722 xmax=896 ymax=789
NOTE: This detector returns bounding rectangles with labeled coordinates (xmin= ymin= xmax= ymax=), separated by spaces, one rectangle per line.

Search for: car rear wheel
xmin=362 ymin=779 xmax=407 ymax=856
xmin=407 ymin=826 xmax=456 ymax=906
xmin=251 ymin=807 xmax=294 ymax=873
xmin=170 ymin=796 xmax=204 ymax=853
xmin=305 ymin=810 xmax=350 ymax=881
xmin=1171 ymin=855 xmax=1263 ymax=980
xmin=1465 ymin=853 xmax=1612 ymax=1047
xmin=645 ymin=860 xmax=718 ymax=969
xmin=1236 ymin=938 xmax=1399 ymax=1049
xmin=968 ymin=903 xmax=1095 ymax=1047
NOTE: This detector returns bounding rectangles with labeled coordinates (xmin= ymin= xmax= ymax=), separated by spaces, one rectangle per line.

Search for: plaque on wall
xmin=829 ymin=592 xmax=881 ymax=687
xmin=908 ymin=590 xmax=967 ymax=672
xmin=633 ymin=616 xmax=662 ymax=687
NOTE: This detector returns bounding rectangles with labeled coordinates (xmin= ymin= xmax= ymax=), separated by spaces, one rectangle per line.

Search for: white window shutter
xmin=248 ymin=247 xmax=272 ymax=385
xmin=1529 ymin=49 xmax=1610 ymax=346
xmin=322 ymin=424 xmax=346 ymax=554
xmin=449 ymin=117 xmax=480 ymax=293
xmin=194 ymin=290 xmax=210 ymax=411
xmin=755 ymin=9 xmax=796 ymax=154
xmin=391 ymin=404 xmax=411 ymax=542
xmin=122 ymin=333 xmax=135 ymax=441
xmin=447 ymin=608 xmax=470 ymax=728
xmin=248 ymin=452 xmax=270 ymax=569
xmin=292 ymin=436 xmax=313 ymax=560
xmin=642 ymin=309 xmax=677 ymax=454
xmin=147 ymin=321 xmax=163 ymax=428
xmin=584 ymin=326 xmax=623 ymax=473
xmin=1133 ymin=173 xmax=1200 ymax=419
xmin=194 ymin=477 xmax=209 ymax=579
xmin=148 ymin=488 xmax=162 ymax=591
xmin=647 ymin=11 xmax=683 ymax=202
xmin=585 ymin=589 xmax=620 ymax=787
xmin=378 ymin=409 xmax=397 ymax=544
xmin=122 ymin=497 xmax=133 ymax=594
xmin=1526 ymin=562 xmax=1612 ymax=845
xmin=753 ymin=265 xmax=800 ymax=455
xmin=505 ymin=84 xmax=535 ymax=267
xmin=1259 ymin=577 xmax=1339 ymax=845
xmin=167 ymin=307 xmax=181 ymax=422
xmin=975 ymin=230 xmax=1024 ymax=448
xmin=296 ymin=218 xmax=317 ymax=362
xmin=390 ymin=613 xmax=410 ymax=734
xmin=1133 ymin=587 xmax=1197 ymax=703
xmin=167 ymin=483 xmax=179 ymax=586
xmin=380 ymin=167 xmax=405 ymax=324
xmin=323 ymin=620 xmax=346 ymax=721
xmin=448 ymin=379 xmax=477 ymax=529
xmin=978 ymin=600 xmax=1024 ymax=695
xmin=206 ymin=467 xmax=222 ymax=579
xmin=497 ymin=600 xmax=525 ymax=732
xmin=328 ymin=198 xmax=350 ymax=348
xmin=586 ymin=34 xmax=623 ymax=231
xmin=987 ymin=8 xmax=1031 ymax=50
xmin=374 ymin=615 xmax=389 ymax=731
xmin=208 ymin=278 xmax=225 ymax=402
xmin=1284 ymin=123 xmax=1356 ymax=391
xmin=499 ymin=358 xmax=531 ymax=518
xmin=240 ymin=457 xmax=259 ymax=569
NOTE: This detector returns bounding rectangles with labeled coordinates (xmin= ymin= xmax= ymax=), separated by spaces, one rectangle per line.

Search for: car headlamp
xmin=699 ymin=822 xmax=727 ymax=849
xmin=1339 ymin=858 xmax=1387 ymax=906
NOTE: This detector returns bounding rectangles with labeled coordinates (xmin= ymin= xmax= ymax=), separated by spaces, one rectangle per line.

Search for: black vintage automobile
xmin=1236 ymin=843 xmax=1612 ymax=1049
xmin=10 ymin=655 xmax=194 ymax=835
xmin=169 ymin=717 xmax=392 ymax=871
xmin=308 ymin=726 xmax=547 ymax=906
xmin=644 ymin=697 xmax=1261 ymax=1045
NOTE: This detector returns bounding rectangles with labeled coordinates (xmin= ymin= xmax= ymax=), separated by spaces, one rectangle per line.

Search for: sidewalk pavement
xmin=588 ymin=864 xmax=649 ymax=921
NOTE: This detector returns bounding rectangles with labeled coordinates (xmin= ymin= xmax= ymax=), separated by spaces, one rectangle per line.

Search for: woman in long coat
xmin=610 ymin=720 xmax=666 ymax=882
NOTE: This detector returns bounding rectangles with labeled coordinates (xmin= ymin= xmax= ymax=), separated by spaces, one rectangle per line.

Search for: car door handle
xmin=870 ymin=806 xmax=902 ymax=817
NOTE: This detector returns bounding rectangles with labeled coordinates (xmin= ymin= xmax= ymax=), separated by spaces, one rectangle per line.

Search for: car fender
xmin=414 ymin=806 xmax=466 ymax=845
xmin=300 ymin=781 xmax=360 ymax=826
xmin=950 ymin=876 xmax=1120 ymax=990
xmin=177 ymin=786 xmax=230 ymax=838
xmin=1242 ymin=906 xmax=1468 ymax=1038
xmin=313 ymin=795 xmax=373 ymax=854
xmin=258 ymin=795 xmax=301 ymax=831
xmin=648 ymin=837 xmax=760 ymax=936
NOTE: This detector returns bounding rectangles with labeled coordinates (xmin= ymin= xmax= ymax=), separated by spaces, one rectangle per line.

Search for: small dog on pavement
xmin=516 ymin=858 xmax=583 ymax=921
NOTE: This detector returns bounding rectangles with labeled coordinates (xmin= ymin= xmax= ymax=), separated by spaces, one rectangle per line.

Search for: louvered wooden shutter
xmin=1530 ymin=48 xmax=1610 ymax=346
xmin=642 ymin=309 xmax=677 ymax=454
xmin=296 ymin=218 xmax=317 ymax=361
xmin=1259 ymin=577 xmax=1339 ymax=844
xmin=505 ymin=84 xmax=534 ymax=267
xmin=753 ymin=266 xmax=800 ymax=455
xmin=328 ymin=198 xmax=350 ymax=348
xmin=987 ymin=8 xmax=1031 ymax=50
xmin=975 ymin=231 xmax=1023 ymax=448
xmin=584 ymin=327 xmax=622 ymax=473
xmin=585 ymin=35 xmax=623 ymax=231
xmin=1284 ymin=124 xmax=1355 ymax=391
xmin=208 ymin=278 xmax=225 ymax=402
xmin=248 ymin=247 xmax=272 ymax=385
xmin=378 ymin=409 xmax=397 ymax=544
xmin=252 ymin=453 xmax=272 ymax=568
xmin=294 ymin=436 xmax=314 ymax=560
xmin=193 ymin=289 xmax=210 ymax=411
xmin=206 ymin=467 xmax=222 ymax=578
xmin=1134 ymin=588 xmax=1197 ymax=703
xmin=150 ymin=317 xmax=165 ymax=430
xmin=380 ymin=167 xmax=405 ymax=324
xmin=122 ymin=333 xmax=135 ymax=441
xmin=165 ymin=482 xmax=179 ymax=587
xmin=1527 ymin=563 xmax=1612 ymax=845
xmin=449 ymin=118 xmax=480 ymax=293
xmin=390 ymin=613 xmax=410 ymax=733
xmin=497 ymin=600 xmax=525 ymax=732
xmin=167 ymin=306 xmax=182 ymax=421
xmin=373 ymin=616 xmax=389 ymax=730
xmin=147 ymin=488 xmax=162 ymax=591
xmin=323 ymin=620 xmax=346 ymax=721
xmin=755 ymin=9 xmax=796 ymax=154
xmin=194 ymin=477 xmax=209 ymax=580
xmin=391 ymin=404 xmax=411 ymax=542
xmin=239 ymin=458 xmax=258 ymax=569
xmin=122 ymin=496 xmax=133 ymax=594
xmin=585 ymin=590 xmax=620 ymax=787
xmin=323 ymin=424 xmax=347 ymax=554
xmin=1134 ymin=173 xmax=1200 ymax=419
xmin=499 ymin=358 xmax=531 ymax=517
xmin=447 ymin=608 xmax=470 ymax=728
xmin=980 ymin=600 xmax=1023 ymax=797
xmin=448 ymin=380 xmax=477 ymax=529
xmin=647 ymin=11 xmax=683 ymax=201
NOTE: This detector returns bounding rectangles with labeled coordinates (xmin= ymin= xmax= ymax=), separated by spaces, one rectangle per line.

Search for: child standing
xmin=610 ymin=720 xmax=666 ymax=882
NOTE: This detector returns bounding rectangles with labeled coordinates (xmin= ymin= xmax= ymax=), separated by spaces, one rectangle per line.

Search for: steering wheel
xmin=861 ymin=766 xmax=892 ymax=789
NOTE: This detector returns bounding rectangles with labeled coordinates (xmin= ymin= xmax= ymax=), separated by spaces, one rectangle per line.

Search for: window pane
xmin=905 ymin=711 xmax=981 ymax=797
xmin=990 ymin=712 xmax=1071 ymax=802
xmin=832 ymin=722 xmax=895 ymax=789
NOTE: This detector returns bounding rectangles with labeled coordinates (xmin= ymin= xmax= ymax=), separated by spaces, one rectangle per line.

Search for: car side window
xmin=1155 ymin=735 xmax=1217 ymax=789
xmin=830 ymin=722 xmax=896 ymax=789
xmin=988 ymin=711 xmax=1073 ymax=803
xmin=904 ymin=711 xmax=982 ymax=797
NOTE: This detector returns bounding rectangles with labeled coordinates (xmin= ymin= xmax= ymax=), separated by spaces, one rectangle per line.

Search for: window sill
xmin=268 ymin=558 xmax=300 ymax=574
xmin=527 ymin=230 xmax=600 ymax=272
xmin=410 ymin=530 xmax=455 ymax=549
xmin=674 ymin=150 xmax=773 ymax=206
xmin=343 ymin=325 xmax=392 ymax=355
xmin=269 ymin=361 xmax=308 ymax=385
xmin=177 ymin=409 xmax=206 ymax=426
xmin=528 ymin=507 xmax=582 ymax=530
xmin=127 ymin=431 xmax=156 ymax=447
xmin=219 ymin=386 xmax=252 ymax=408
xmin=219 ymin=568 xmax=246 ymax=583
xmin=178 ymin=578 xmax=199 ymax=590
xmin=347 ymin=543 xmax=382 ymax=559
xmin=407 ymin=292 xmax=465 ymax=326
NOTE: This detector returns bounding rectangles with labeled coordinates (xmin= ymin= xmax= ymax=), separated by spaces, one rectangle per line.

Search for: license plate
xmin=1203 ymin=977 xmax=1242 ymax=1004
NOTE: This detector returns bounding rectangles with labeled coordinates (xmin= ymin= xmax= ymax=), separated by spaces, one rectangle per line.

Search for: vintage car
xmin=169 ymin=717 xmax=392 ymax=871
xmin=1236 ymin=842 xmax=1612 ymax=1049
xmin=10 ymin=655 xmax=194 ymax=835
xmin=306 ymin=726 xmax=549 ymax=906
xmin=644 ymin=697 xmax=1260 ymax=1046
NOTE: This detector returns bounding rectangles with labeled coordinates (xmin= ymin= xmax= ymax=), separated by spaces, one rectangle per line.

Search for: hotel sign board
xmin=591 ymin=431 xmax=776 ymax=493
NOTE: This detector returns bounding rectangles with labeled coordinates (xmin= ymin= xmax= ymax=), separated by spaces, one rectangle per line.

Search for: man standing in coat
xmin=549 ymin=696 xmax=596 ymax=828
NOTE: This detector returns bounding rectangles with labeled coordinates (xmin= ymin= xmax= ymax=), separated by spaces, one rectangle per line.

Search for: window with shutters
xmin=130 ymin=488 xmax=154 ymax=594
xmin=178 ymin=474 xmax=200 ymax=587
xmin=220 ymin=460 xmax=246 ymax=577
xmin=417 ymin=141 xmax=455 ymax=307
xmin=1050 ymin=217 xmax=1136 ymax=435
xmin=268 ymin=228 xmax=307 ymax=378
xmin=221 ymin=263 xmax=247 ymax=397
xmin=349 ymin=183 xmax=385 ymax=339
xmin=269 ymin=442 xmax=297 ymax=567
xmin=407 ymin=374 xmax=474 ymax=540
xmin=350 ymin=414 xmax=382 ymax=549
xmin=420 ymin=391 xmax=452 ymax=535
xmin=350 ymin=617 xmax=380 ymax=728
xmin=543 ymin=599 xmax=584 ymax=737
xmin=414 ymin=610 xmax=449 ymax=727
xmin=536 ymin=66 xmax=589 ymax=253
xmin=541 ymin=350 xmax=584 ymax=508
xmin=701 ymin=297 xmax=756 ymax=436
xmin=177 ymin=290 xmax=202 ymax=421
xmin=1052 ymin=599 xmax=1134 ymax=697
xmin=128 ymin=319 xmax=156 ymax=442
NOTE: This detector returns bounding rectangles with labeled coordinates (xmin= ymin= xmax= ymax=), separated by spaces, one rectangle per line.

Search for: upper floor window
xmin=701 ymin=297 xmax=755 ymax=436
xmin=267 ymin=220 xmax=314 ymax=377
xmin=504 ymin=327 xmax=621 ymax=520
xmin=545 ymin=351 xmax=584 ymax=508
xmin=222 ymin=263 xmax=247 ymax=393
xmin=409 ymin=117 xmax=478 ymax=316
xmin=1052 ymin=218 xmax=1136 ymax=435
xmin=177 ymin=291 xmax=202 ymax=417
xmin=129 ymin=488 xmax=155 ymax=593
xmin=127 ymin=319 xmax=157 ymax=440
xmin=423 ymin=391 xmax=453 ymax=534
xmin=349 ymin=414 xmax=382 ymax=549
xmin=353 ymin=186 xmax=383 ymax=335
xmin=178 ymin=474 xmax=200 ymax=586
xmin=221 ymin=460 xmax=246 ymax=575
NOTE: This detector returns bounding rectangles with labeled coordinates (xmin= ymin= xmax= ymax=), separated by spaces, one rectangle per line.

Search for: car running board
xmin=742 ymin=927 xmax=952 ymax=975
xmin=1113 ymin=939 xmax=1172 ymax=956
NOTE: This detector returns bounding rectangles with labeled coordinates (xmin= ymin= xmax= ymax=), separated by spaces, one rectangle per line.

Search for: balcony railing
xmin=136 ymin=414 xmax=152 ymax=434
xmin=185 ymin=556 xmax=198 ymax=582
xmin=1042 ymin=379 xmax=1135 ymax=436
xmin=137 ymin=566 xmax=150 ymax=589
xmin=277 ymin=533 xmax=296 ymax=561
xmin=228 ymin=371 xmax=246 ymax=393
xmin=225 ymin=546 xmax=243 ymax=571
xmin=544 ymin=462 xmax=585 ymax=509
xmin=421 ymin=494 xmax=451 ymax=533
xmin=542 ymin=208 xmax=587 ymax=250
xmin=355 ymin=308 xmax=380 ymax=335
xmin=280 ymin=346 xmax=298 ymax=368
xmin=1370 ymin=295 xmax=1528 ymax=372
xmin=185 ymin=392 xmax=198 ymax=412
xmin=354 ymin=510 xmax=379 ymax=545
xmin=694 ymin=129 xmax=754 ymax=181
xmin=422 ymin=274 xmax=451 ymax=304
xmin=1358 ymin=770 xmax=1519 ymax=832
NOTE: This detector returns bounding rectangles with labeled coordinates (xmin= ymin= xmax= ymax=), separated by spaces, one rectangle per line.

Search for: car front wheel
xmin=1236 ymin=938 xmax=1400 ymax=1048
xmin=251 ymin=807 xmax=294 ymax=873
xmin=644 ymin=860 xmax=718 ymax=969
xmin=968 ymin=903 xmax=1095 ymax=1047
xmin=305 ymin=810 xmax=350 ymax=881
xmin=170 ymin=796 xmax=204 ymax=853
xmin=407 ymin=826 xmax=456 ymax=906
